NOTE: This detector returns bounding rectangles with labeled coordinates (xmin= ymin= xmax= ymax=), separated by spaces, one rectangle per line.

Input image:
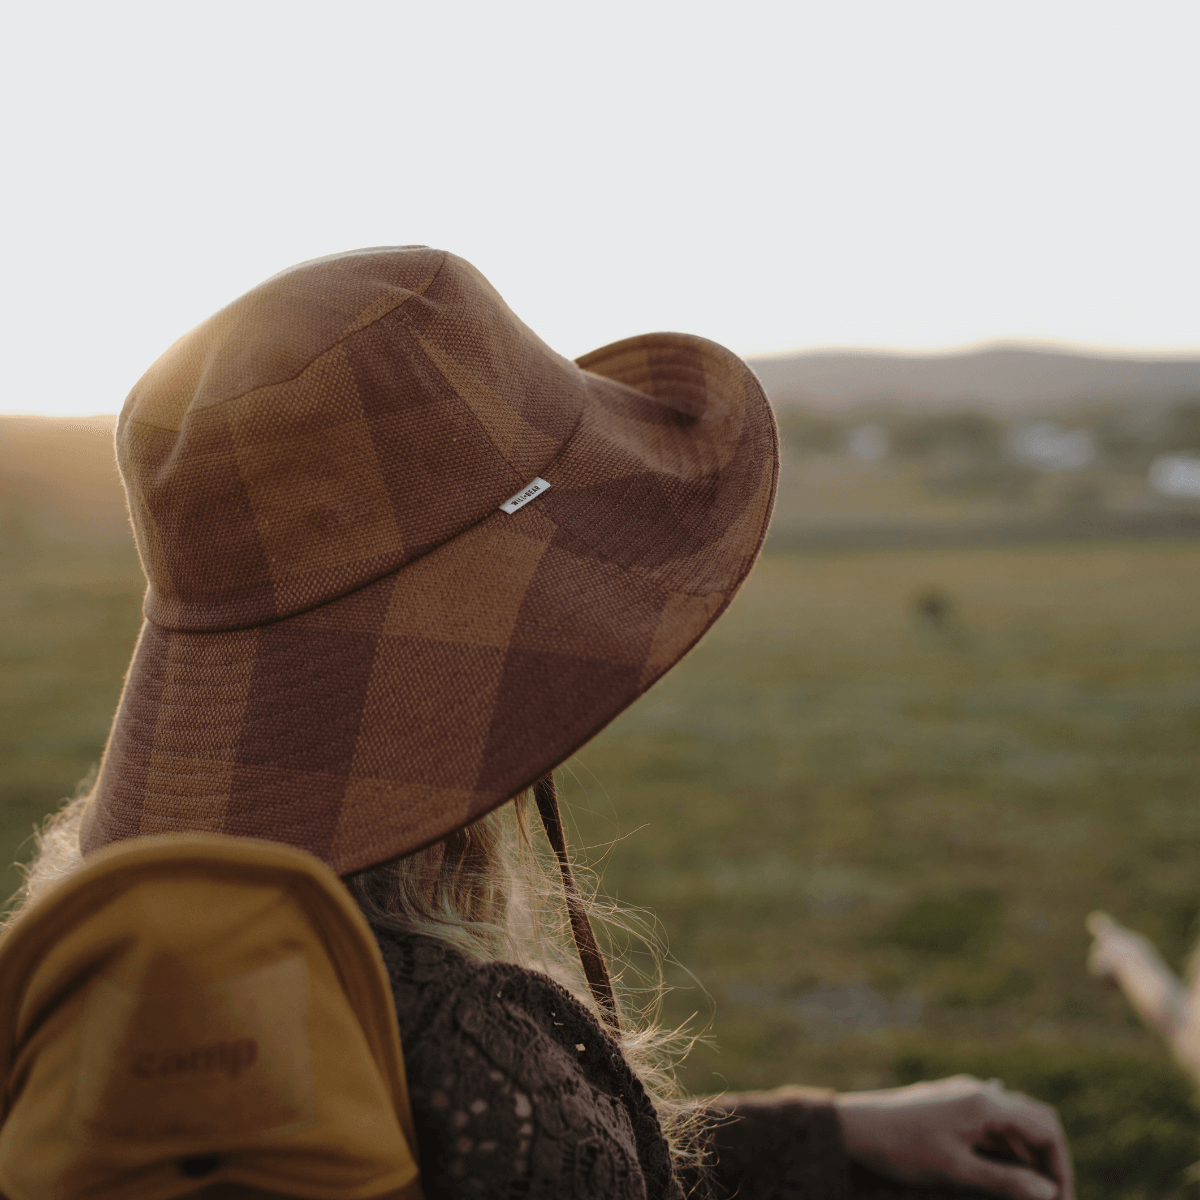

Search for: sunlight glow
xmin=2 ymin=0 xmax=1197 ymax=416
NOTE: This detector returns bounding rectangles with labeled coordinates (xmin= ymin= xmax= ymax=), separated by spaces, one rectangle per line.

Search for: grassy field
xmin=4 ymin=417 xmax=1200 ymax=1198
xmin=566 ymin=541 xmax=1200 ymax=1199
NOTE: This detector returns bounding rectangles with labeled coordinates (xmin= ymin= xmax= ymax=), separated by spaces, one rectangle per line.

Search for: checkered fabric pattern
xmin=82 ymin=248 xmax=778 ymax=874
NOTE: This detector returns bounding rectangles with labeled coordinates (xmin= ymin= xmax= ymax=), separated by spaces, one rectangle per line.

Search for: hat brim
xmin=83 ymin=333 xmax=777 ymax=874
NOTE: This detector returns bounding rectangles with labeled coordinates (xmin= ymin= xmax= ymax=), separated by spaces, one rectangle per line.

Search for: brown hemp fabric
xmin=81 ymin=247 xmax=778 ymax=874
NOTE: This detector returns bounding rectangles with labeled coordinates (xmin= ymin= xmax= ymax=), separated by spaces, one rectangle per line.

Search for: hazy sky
xmin=4 ymin=0 xmax=1198 ymax=417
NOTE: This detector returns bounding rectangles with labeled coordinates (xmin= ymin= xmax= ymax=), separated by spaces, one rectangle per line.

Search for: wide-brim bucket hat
xmin=81 ymin=247 xmax=778 ymax=876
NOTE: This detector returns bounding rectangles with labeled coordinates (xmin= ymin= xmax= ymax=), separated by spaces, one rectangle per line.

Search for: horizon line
xmin=744 ymin=337 xmax=1200 ymax=364
xmin=5 ymin=336 xmax=1200 ymax=420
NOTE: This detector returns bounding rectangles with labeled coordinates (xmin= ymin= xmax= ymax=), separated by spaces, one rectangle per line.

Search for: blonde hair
xmin=5 ymin=787 xmax=706 ymax=1173
xmin=3 ymin=788 xmax=92 ymax=920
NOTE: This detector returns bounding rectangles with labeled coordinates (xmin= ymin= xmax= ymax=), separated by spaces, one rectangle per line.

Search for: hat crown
xmin=119 ymin=247 xmax=585 ymax=631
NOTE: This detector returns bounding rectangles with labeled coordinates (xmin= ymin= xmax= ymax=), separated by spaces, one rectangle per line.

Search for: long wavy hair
xmin=4 ymin=786 xmax=706 ymax=1173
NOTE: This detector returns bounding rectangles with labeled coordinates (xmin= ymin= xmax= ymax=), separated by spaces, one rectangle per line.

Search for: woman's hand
xmin=833 ymin=1075 xmax=1073 ymax=1200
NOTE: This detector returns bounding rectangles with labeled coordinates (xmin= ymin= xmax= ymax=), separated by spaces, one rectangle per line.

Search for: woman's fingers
xmin=986 ymin=1092 xmax=1075 ymax=1200
xmin=955 ymin=1148 xmax=1059 ymax=1200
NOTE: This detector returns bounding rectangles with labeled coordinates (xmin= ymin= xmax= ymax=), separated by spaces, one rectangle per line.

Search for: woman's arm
xmin=699 ymin=1077 xmax=1072 ymax=1200
xmin=699 ymin=1086 xmax=850 ymax=1200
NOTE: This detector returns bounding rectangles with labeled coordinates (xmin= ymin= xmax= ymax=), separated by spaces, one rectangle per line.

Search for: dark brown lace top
xmin=372 ymin=925 xmax=852 ymax=1200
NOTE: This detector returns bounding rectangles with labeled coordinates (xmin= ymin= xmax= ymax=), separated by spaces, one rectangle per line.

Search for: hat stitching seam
xmin=392 ymin=301 xmax=587 ymax=484
xmin=139 ymin=400 xmax=591 ymax=632
xmin=129 ymin=251 xmax=451 ymax=427
xmin=142 ymin=457 xmax=741 ymax=639
xmin=141 ymin=456 xmax=732 ymax=640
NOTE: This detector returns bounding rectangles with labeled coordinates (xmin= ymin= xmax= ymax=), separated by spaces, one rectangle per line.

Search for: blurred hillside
xmin=752 ymin=348 xmax=1200 ymax=551
xmin=748 ymin=343 xmax=1200 ymax=415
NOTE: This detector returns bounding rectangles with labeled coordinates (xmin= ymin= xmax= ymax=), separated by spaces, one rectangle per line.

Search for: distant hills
xmin=747 ymin=344 xmax=1200 ymax=415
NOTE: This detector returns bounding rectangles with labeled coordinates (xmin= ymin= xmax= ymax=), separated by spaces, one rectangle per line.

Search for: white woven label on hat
xmin=499 ymin=477 xmax=551 ymax=514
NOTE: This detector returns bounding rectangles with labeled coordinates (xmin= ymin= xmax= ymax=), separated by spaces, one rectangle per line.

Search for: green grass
xmin=557 ymin=541 xmax=1200 ymax=1197
xmin=5 ymin=452 xmax=1200 ymax=1197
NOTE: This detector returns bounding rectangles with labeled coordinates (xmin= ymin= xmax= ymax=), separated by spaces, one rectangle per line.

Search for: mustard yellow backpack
xmin=0 ymin=834 xmax=423 ymax=1200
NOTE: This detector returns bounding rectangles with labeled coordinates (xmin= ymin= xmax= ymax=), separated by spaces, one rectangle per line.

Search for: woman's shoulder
xmin=371 ymin=925 xmax=645 ymax=1121
xmin=370 ymin=925 xmax=674 ymax=1200
xmin=372 ymin=925 xmax=598 ymax=1056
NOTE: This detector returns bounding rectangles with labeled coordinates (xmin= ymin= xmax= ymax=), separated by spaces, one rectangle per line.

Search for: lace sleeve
xmin=699 ymin=1089 xmax=1011 ymax=1200
xmin=698 ymin=1087 xmax=851 ymax=1200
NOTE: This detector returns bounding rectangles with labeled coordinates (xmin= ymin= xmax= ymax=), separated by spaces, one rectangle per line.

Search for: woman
xmin=6 ymin=247 xmax=1071 ymax=1200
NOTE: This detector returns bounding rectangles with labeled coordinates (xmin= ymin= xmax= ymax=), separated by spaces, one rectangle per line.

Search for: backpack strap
xmin=0 ymin=833 xmax=424 ymax=1200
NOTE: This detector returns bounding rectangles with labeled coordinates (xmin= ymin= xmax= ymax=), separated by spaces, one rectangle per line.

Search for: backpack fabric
xmin=0 ymin=834 xmax=424 ymax=1200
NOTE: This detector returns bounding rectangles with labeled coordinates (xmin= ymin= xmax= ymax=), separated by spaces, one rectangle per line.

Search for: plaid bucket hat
xmin=81 ymin=247 xmax=778 ymax=878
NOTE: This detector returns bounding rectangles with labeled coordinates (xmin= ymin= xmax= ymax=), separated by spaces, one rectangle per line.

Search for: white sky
xmin=3 ymin=0 xmax=1198 ymax=417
